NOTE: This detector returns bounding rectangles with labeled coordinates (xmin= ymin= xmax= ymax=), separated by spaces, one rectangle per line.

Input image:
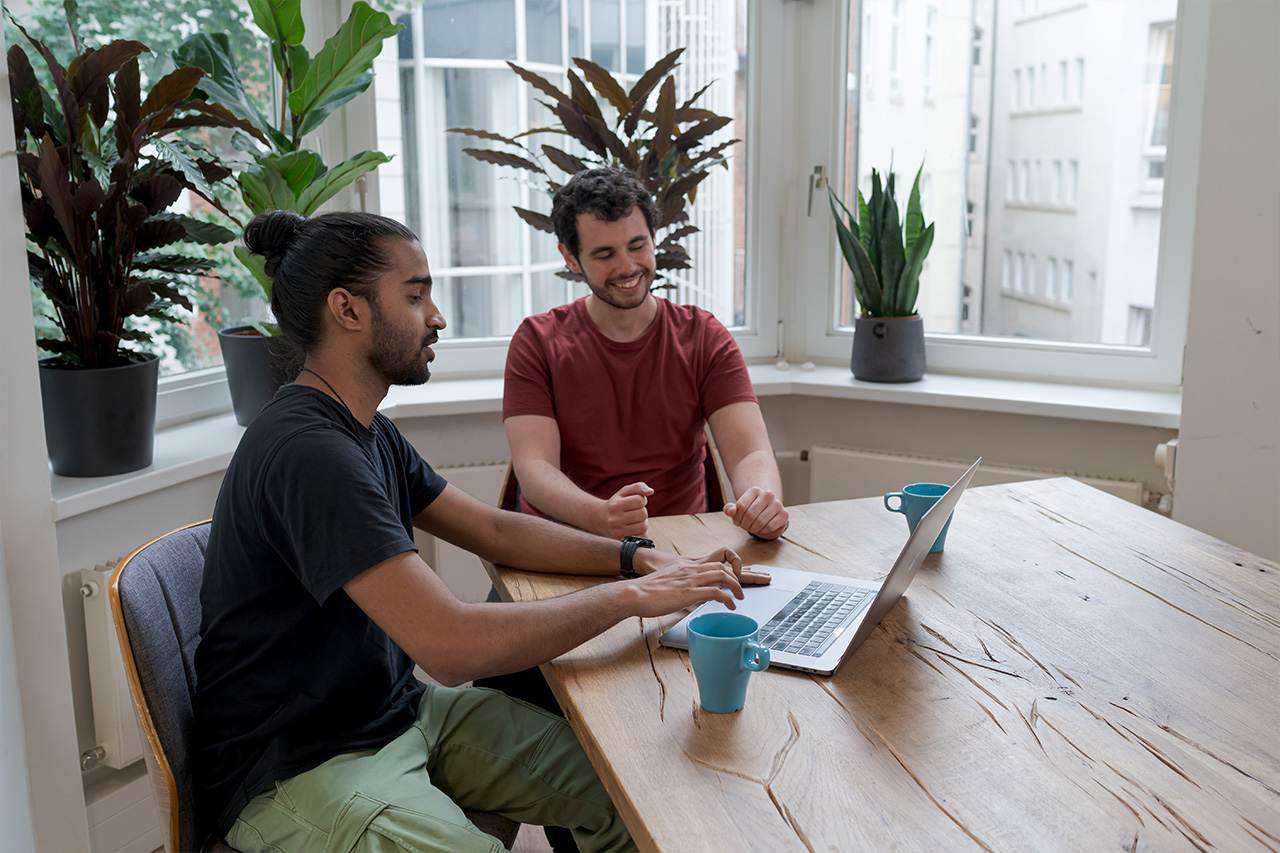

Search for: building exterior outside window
xmin=842 ymin=0 xmax=1177 ymax=346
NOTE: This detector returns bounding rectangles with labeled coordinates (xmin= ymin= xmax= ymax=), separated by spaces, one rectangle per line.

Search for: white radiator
xmin=807 ymin=445 xmax=1145 ymax=504
xmin=80 ymin=564 xmax=145 ymax=772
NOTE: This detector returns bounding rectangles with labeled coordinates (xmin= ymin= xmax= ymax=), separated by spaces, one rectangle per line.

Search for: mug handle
xmin=884 ymin=492 xmax=906 ymax=513
xmin=742 ymin=640 xmax=770 ymax=672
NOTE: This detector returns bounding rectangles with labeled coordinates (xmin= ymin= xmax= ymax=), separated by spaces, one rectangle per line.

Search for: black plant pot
xmin=39 ymin=354 xmax=159 ymax=477
xmin=851 ymin=315 xmax=926 ymax=382
xmin=219 ymin=326 xmax=294 ymax=426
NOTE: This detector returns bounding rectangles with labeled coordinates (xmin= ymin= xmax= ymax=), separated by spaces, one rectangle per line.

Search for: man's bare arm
xmin=707 ymin=401 xmax=790 ymax=539
xmin=343 ymin=546 xmax=744 ymax=686
xmin=505 ymin=413 xmax=651 ymax=538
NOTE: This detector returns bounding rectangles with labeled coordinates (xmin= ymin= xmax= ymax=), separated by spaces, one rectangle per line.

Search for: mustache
xmin=424 ymin=332 xmax=439 ymax=346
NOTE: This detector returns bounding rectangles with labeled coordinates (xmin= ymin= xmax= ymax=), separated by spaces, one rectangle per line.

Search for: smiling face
xmin=367 ymin=238 xmax=446 ymax=386
xmin=560 ymin=206 xmax=656 ymax=311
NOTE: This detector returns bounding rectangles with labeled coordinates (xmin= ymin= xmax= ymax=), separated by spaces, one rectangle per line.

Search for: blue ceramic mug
xmin=687 ymin=612 xmax=770 ymax=713
xmin=884 ymin=483 xmax=954 ymax=553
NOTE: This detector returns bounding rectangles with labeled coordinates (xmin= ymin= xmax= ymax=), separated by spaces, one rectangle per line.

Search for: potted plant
xmin=829 ymin=164 xmax=935 ymax=382
xmin=174 ymin=0 xmax=402 ymax=425
xmin=449 ymin=48 xmax=738 ymax=290
xmin=8 ymin=8 xmax=255 ymax=476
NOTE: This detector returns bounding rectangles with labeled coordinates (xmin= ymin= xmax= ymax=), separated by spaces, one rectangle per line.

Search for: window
xmin=384 ymin=0 xmax=750 ymax=345
xmin=924 ymin=7 xmax=937 ymax=101
xmin=863 ymin=8 xmax=876 ymax=96
xmin=833 ymin=0 xmax=1193 ymax=384
xmin=1127 ymin=305 xmax=1152 ymax=347
xmin=889 ymin=0 xmax=901 ymax=93
xmin=972 ymin=25 xmax=982 ymax=66
xmin=10 ymin=0 xmax=269 ymax=381
xmin=1143 ymin=23 xmax=1175 ymax=188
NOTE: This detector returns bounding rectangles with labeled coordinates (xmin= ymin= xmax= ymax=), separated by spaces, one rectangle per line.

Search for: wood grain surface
xmin=486 ymin=479 xmax=1280 ymax=852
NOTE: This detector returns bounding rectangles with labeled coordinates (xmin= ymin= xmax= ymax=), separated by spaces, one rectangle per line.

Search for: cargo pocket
xmin=327 ymin=792 xmax=504 ymax=853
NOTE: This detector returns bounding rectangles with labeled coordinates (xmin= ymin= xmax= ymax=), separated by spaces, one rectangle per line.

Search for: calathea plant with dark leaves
xmin=450 ymin=48 xmax=737 ymax=286
xmin=7 ymin=4 xmax=257 ymax=369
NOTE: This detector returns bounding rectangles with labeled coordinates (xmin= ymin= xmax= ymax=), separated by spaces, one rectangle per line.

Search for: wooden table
xmin=486 ymin=479 xmax=1280 ymax=851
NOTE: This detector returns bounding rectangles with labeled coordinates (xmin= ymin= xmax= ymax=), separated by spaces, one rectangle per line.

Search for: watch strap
xmin=619 ymin=535 xmax=655 ymax=578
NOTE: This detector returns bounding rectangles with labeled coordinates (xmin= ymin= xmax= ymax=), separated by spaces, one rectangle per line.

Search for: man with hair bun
xmin=194 ymin=210 xmax=767 ymax=852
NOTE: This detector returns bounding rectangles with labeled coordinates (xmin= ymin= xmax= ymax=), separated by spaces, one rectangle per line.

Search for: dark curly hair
xmin=551 ymin=168 xmax=659 ymax=258
xmin=242 ymin=211 xmax=418 ymax=364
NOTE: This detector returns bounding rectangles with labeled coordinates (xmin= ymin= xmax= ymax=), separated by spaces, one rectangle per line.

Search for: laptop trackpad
xmin=659 ymin=586 xmax=801 ymax=649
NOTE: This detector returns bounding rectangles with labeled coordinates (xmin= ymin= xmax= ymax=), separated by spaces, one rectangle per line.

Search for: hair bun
xmin=243 ymin=211 xmax=307 ymax=278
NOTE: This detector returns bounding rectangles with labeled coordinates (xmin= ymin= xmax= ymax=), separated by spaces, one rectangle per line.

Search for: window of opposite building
xmin=832 ymin=0 xmax=1193 ymax=386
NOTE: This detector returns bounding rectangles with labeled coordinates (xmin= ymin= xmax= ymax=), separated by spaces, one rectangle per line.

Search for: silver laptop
xmin=659 ymin=458 xmax=982 ymax=676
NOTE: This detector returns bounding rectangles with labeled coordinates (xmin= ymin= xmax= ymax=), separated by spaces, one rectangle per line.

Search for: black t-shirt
xmin=192 ymin=385 xmax=447 ymax=839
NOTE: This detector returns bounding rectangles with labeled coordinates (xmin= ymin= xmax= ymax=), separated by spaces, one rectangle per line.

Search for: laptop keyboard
xmin=759 ymin=581 xmax=873 ymax=658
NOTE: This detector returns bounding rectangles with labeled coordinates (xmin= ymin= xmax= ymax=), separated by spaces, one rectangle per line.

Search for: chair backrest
xmin=109 ymin=521 xmax=212 ymax=853
xmin=499 ymin=424 xmax=731 ymax=515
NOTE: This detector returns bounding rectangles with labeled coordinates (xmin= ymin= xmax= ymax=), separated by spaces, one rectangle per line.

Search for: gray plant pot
xmin=218 ymin=326 xmax=293 ymax=426
xmin=851 ymin=315 xmax=926 ymax=382
xmin=39 ymin=354 xmax=159 ymax=477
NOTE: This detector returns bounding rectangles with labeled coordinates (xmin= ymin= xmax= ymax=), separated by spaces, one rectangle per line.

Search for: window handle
xmin=807 ymin=166 xmax=827 ymax=216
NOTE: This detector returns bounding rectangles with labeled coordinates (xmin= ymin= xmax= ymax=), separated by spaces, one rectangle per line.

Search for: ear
xmin=558 ymin=243 xmax=583 ymax=275
xmin=326 ymin=288 xmax=367 ymax=332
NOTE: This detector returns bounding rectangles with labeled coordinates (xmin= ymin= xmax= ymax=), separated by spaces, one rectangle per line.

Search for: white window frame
xmin=790 ymin=0 xmax=1207 ymax=390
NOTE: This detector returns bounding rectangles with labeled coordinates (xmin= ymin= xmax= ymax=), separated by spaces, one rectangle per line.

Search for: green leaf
xmin=896 ymin=223 xmax=933 ymax=316
xmin=150 ymin=212 xmax=237 ymax=245
xmin=248 ymin=0 xmax=305 ymax=47
xmin=238 ymin=166 xmax=294 ymax=214
xmin=856 ymin=188 xmax=872 ymax=262
xmin=294 ymin=71 xmax=373 ymax=137
xmin=261 ymin=149 xmax=322 ymax=198
xmin=296 ymin=150 xmax=390 ymax=214
xmin=173 ymin=33 xmax=273 ymax=139
xmin=287 ymin=2 xmax=401 ymax=124
xmin=830 ymin=190 xmax=882 ymax=315
xmin=234 ymin=245 xmax=274 ymax=298
xmin=904 ymin=163 xmax=926 ymax=259
xmin=877 ymin=184 xmax=906 ymax=316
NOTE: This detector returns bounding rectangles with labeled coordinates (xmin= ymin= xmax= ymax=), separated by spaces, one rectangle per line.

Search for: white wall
xmin=1173 ymin=0 xmax=1280 ymax=561
xmin=0 ymin=518 xmax=35 ymax=850
xmin=0 ymin=24 xmax=93 ymax=851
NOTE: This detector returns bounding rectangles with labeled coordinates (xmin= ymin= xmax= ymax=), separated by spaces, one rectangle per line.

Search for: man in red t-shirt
xmin=504 ymin=167 xmax=789 ymax=541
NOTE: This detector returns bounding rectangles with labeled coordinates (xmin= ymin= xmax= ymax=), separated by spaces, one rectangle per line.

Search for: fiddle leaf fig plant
xmin=173 ymin=0 xmax=402 ymax=309
xmin=449 ymin=47 xmax=738 ymax=283
xmin=830 ymin=164 xmax=934 ymax=318
xmin=7 ymin=5 xmax=256 ymax=369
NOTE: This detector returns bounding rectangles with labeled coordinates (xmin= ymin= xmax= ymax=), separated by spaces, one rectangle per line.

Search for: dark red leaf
xmin=573 ymin=58 xmax=630 ymax=116
xmin=460 ymin=148 xmax=545 ymax=173
xmin=507 ymin=62 xmax=570 ymax=108
xmin=541 ymin=145 xmax=589 ymax=175
xmin=513 ymin=207 xmax=555 ymax=234
xmin=555 ymin=102 xmax=607 ymax=158
xmin=567 ymin=70 xmax=603 ymax=121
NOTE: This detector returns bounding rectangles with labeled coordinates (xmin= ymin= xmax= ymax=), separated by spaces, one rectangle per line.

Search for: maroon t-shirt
xmin=504 ymin=297 xmax=757 ymax=519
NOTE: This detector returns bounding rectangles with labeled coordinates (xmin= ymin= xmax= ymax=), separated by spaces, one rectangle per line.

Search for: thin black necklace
xmin=299 ymin=367 xmax=351 ymax=415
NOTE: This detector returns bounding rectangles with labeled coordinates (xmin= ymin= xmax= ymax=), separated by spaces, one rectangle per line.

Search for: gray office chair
xmin=110 ymin=521 xmax=520 ymax=852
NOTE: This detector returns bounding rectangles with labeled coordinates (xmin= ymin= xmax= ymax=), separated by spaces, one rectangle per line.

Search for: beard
xmin=582 ymin=265 xmax=654 ymax=310
xmin=369 ymin=299 xmax=435 ymax=386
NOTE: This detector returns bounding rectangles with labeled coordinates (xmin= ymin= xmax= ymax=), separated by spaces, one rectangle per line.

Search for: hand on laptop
xmin=627 ymin=547 xmax=750 ymax=615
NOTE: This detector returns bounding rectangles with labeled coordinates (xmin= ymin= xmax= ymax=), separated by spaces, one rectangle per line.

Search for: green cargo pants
xmin=225 ymin=684 xmax=635 ymax=852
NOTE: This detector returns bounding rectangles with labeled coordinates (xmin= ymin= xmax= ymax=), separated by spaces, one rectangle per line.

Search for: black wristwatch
xmin=619 ymin=535 xmax=655 ymax=578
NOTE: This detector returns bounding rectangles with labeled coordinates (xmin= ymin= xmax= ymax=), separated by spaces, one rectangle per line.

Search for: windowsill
xmin=49 ymin=367 xmax=1180 ymax=522
xmin=998 ymin=289 xmax=1073 ymax=312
